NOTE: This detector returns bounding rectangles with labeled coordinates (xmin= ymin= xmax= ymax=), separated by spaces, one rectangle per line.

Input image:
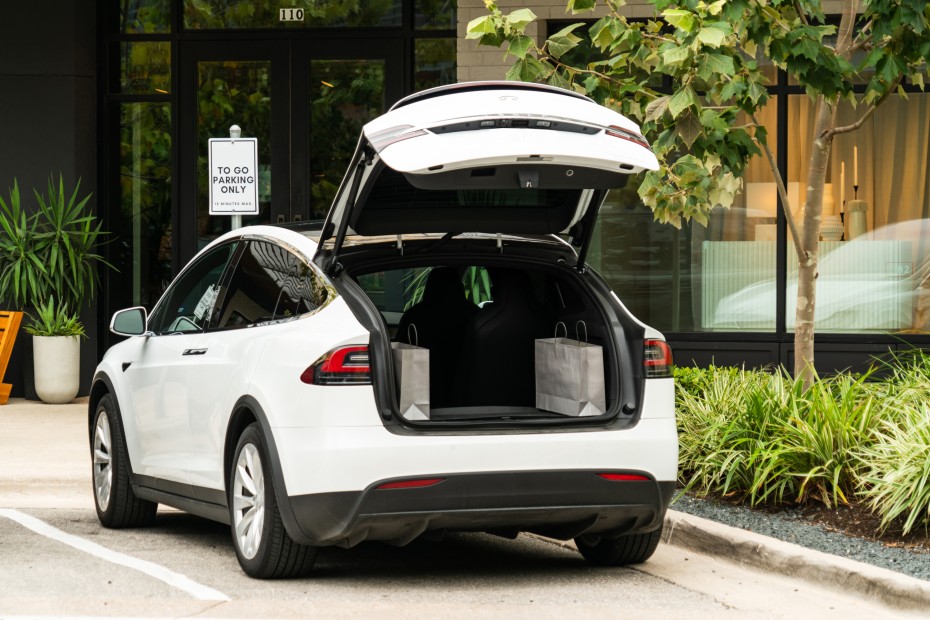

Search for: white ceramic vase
xmin=33 ymin=335 xmax=80 ymax=404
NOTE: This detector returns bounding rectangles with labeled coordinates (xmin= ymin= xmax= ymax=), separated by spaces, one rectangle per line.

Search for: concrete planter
xmin=33 ymin=335 xmax=80 ymax=404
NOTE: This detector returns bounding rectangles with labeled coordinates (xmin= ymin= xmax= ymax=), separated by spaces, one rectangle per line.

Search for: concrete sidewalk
xmin=3 ymin=397 xmax=930 ymax=613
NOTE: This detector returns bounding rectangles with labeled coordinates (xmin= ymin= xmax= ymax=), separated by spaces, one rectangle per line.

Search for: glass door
xmin=178 ymin=38 xmax=401 ymax=263
xmin=179 ymin=41 xmax=289 ymax=256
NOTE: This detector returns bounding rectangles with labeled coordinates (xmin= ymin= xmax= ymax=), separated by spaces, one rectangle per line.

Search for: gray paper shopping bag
xmin=535 ymin=321 xmax=606 ymax=417
xmin=392 ymin=324 xmax=430 ymax=420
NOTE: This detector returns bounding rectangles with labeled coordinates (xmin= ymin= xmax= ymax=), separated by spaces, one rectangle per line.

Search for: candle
xmin=840 ymin=162 xmax=845 ymax=209
xmin=854 ymin=145 xmax=858 ymax=186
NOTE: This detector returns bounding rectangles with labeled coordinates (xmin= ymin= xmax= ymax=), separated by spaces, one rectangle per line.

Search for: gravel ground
xmin=671 ymin=494 xmax=930 ymax=582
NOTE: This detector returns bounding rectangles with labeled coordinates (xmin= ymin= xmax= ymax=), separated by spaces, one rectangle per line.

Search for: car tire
xmin=92 ymin=394 xmax=157 ymax=528
xmin=229 ymin=423 xmax=318 ymax=579
xmin=574 ymin=527 xmax=663 ymax=566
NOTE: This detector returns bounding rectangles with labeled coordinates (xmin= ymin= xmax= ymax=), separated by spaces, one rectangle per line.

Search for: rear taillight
xmin=301 ymin=345 xmax=371 ymax=385
xmin=644 ymin=339 xmax=673 ymax=378
xmin=606 ymin=125 xmax=650 ymax=149
xmin=376 ymin=478 xmax=445 ymax=490
xmin=598 ymin=473 xmax=651 ymax=482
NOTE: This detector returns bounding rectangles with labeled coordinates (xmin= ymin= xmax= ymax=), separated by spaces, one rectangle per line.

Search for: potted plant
xmin=0 ymin=175 xmax=111 ymax=402
xmin=23 ymin=297 xmax=86 ymax=403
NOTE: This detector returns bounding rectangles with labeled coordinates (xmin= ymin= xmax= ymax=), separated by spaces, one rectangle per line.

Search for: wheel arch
xmin=88 ymin=372 xmax=116 ymax=450
xmin=225 ymin=395 xmax=307 ymax=544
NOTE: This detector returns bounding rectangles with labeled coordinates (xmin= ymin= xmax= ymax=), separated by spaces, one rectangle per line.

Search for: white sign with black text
xmin=208 ymin=137 xmax=259 ymax=215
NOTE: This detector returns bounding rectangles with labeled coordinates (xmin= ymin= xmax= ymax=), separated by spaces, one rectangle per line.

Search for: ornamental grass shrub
xmin=855 ymin=349 xmax=930 ymax=534
xmin=675 ymin=366 xmax=878 ymax=509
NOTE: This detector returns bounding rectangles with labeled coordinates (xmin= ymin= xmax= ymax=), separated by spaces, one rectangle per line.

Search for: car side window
xmin=210 ymin=240 xmax=329 ymax=331
xmin=148 ymin=242 xmax=238 ymax=335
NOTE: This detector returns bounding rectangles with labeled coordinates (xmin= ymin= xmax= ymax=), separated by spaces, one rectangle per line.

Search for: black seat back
xmin=397 ymin=267 xmax=477 ymax=407
xmin=455 ymin=270 xmax=552 ymax=407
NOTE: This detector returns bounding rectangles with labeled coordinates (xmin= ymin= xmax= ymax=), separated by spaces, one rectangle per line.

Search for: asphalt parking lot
xmin=1 ymin=399 xmax=925 ymax=619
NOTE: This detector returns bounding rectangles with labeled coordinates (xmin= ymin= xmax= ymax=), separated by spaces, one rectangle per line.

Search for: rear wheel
xmin=92 ymin=394 xmax=157 ymax=527
xmin=230 ymin=423 xmax=318 ymax=578
xmin=574 ymin=527 xmax=663 ymax=566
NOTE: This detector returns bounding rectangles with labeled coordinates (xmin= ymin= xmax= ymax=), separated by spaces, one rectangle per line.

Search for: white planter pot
xmin=33 ymin=335 xmax=80 ymax=404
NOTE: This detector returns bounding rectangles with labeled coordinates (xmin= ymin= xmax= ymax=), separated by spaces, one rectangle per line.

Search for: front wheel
xmin=229 ymin=423 xmax=318 ymax=578
xmin=92 ymin=394 xmax=157 ymax=528
xmin=574 ymin=527 xmax=663 ymax=566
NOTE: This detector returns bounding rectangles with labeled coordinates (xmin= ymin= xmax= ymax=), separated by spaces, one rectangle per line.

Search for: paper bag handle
xmin=407 ymin=323 xmax=419 ymax=347
xmin=554 ymin=322 xmax=567 ymax=339
xmin=575 ymin=320 xmax=588 ymax=343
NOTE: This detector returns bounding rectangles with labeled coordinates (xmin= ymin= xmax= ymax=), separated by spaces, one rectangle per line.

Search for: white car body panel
xmin=274 ymin=417 xmax=679 ymax=497
xmin=365 ymin=86 xmax=659 ymax=175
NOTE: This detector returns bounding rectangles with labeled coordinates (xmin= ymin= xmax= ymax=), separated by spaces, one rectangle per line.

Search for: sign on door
xmin=208 ymin=137 xmax=259 ymax=215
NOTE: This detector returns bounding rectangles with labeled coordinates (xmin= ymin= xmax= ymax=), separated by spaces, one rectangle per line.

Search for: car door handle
xmin=182 ymin=348 xmax=208 ymax=356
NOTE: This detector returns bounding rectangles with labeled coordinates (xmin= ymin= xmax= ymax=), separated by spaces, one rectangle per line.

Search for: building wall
xmin=0 ymin=0 xmax=98 ymax=397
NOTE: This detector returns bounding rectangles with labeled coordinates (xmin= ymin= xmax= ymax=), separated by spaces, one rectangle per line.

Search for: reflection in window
xmin=150 ymin=242 xmax=237 ymax=334
xmin=196 ymin=61 xmax=272 ymax=245
xmin=213 ymin=241 xmax=328 ymax=330
xmin=120 ymin=0 xmax=171 ymax=33
xmin=415 ymin=38 xmax=456 ymax=91
xmin=184 ymin=0 xmax=402 ymax=29
xmin=590 ymin=102 xmax=780 ymax=333
xmin=116 ymin=103 xmax=172 ymax=311
xmin=415 ymin=0 xmax=456 ymax=30
xmin=309 ymin=60 xmax=384 ymax=218
xmin=118 ymin=42 xmax=171 ymax=94
xmin=786 ymin=94 xmax=930 ymax=333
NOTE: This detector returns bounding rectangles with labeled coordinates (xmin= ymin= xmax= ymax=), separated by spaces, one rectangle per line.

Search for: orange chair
xmin=0 ymin=311 xmax=23 ymax=405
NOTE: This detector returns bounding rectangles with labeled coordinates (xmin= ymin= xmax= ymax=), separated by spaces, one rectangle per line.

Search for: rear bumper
xmin=284 ymin=470 xmax=676 ymax=547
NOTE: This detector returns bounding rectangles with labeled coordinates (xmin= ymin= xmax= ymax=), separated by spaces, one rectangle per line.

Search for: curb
xmin=663 ymin=509 xmax=930 ymax=613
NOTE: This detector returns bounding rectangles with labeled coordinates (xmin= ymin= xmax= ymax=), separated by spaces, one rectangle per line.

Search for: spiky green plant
xmin=23 ymin=297 xmax=86 ymax=338
xmin=857 ymin=401 xmax=930 ymax=535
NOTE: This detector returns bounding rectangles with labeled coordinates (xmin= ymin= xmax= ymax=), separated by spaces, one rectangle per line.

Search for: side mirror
xmin=110 ymin=307 xmax=148 ymax=337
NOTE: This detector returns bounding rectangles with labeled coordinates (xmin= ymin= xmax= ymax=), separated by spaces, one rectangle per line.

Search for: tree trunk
xmin=794 ymin=98 xmax=837 ymax=388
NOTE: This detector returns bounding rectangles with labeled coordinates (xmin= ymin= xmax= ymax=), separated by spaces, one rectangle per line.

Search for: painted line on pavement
xmin=0 ymin=508 xmax=230 ymax=602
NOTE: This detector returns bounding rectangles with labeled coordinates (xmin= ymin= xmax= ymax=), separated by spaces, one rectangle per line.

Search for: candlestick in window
xmin=840 ymin=162 xmax=845 ymax=211
xmin=853 ymin=145 xmax=859 ymax=198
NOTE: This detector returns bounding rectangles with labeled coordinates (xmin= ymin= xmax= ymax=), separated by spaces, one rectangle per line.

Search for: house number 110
xmin=279 ymin=8 xmax=305 ymax=22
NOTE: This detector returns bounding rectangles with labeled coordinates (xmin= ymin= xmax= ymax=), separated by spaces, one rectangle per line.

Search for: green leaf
xmin=507 ymin=35 xmax=533 ymax=59
xmin=697 ymin=26 xmax=727 ymax=48
xmin=547 ymin=24 xmax=583 ymax=58
xmin=669 ymin=85 xmax=698 ymax=118
xmin=677 ymin=110 xmax=703 ymax=148
xmin=645 ymin=95 xmax=671 ymax=122
xmin=662 ymin=45 xmax=691 ymax=66
xmin=568 ymin=0 xmax=597 ymax=13
xmin=663 ymin=9 xmax=695 ymax=33
xmin=506 ymin=8 xmax=537 ymax=32
xmin=465 ymin=15 xmax=495 ymax=39
xmin=704 ymin=53 xmax=735 ymax=76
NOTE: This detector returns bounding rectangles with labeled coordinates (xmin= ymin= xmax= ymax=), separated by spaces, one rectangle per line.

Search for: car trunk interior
xmin=351 ymin=261 xmax=619 ymax=424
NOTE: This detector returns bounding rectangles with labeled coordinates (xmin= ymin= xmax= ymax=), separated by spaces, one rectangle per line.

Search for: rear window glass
xmin=352 ymin=168 xmax=583 ymax=236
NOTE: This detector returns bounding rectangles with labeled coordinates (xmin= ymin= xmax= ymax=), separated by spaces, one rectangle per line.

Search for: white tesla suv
xmin=90 ymin=81 xmax=678 ymax=578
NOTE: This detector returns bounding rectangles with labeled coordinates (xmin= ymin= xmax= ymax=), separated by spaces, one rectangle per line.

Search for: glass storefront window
xmin=116 ymin=103 xmax=172 ymax=311
xmin=787 ymin=94 xmax=930 ymax=333
xmin=196 ymin=61 xmax=273 ymax=244
xmin=120 ymin=0 xmax=172 ymax=33
xmin=414 ymin=38 xmax=456 ymax=91
xmin=591 ymin=102 xmax=780 ymax=333
xmin=183 ymin=0 xmax=402 ymax=29
xmin=117 ymin=42 xmax=171 ymax=94
xmin=416 ymin=0 xmax=456 ymax=30
xmin=309 ymin=59 xmax=384 ymax=218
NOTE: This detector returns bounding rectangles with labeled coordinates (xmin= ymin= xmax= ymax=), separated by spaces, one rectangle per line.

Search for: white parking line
xmin=0 ymin=509 xmax=230 ymax=602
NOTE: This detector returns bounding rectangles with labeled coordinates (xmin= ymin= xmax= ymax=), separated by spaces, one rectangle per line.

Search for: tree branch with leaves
xmin=468 ymin=0 xmax=930 ymax=388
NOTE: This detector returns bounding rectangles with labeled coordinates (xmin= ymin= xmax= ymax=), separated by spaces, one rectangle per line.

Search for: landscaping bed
xmin=673 ymin=355 xmax=930 ymax=580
